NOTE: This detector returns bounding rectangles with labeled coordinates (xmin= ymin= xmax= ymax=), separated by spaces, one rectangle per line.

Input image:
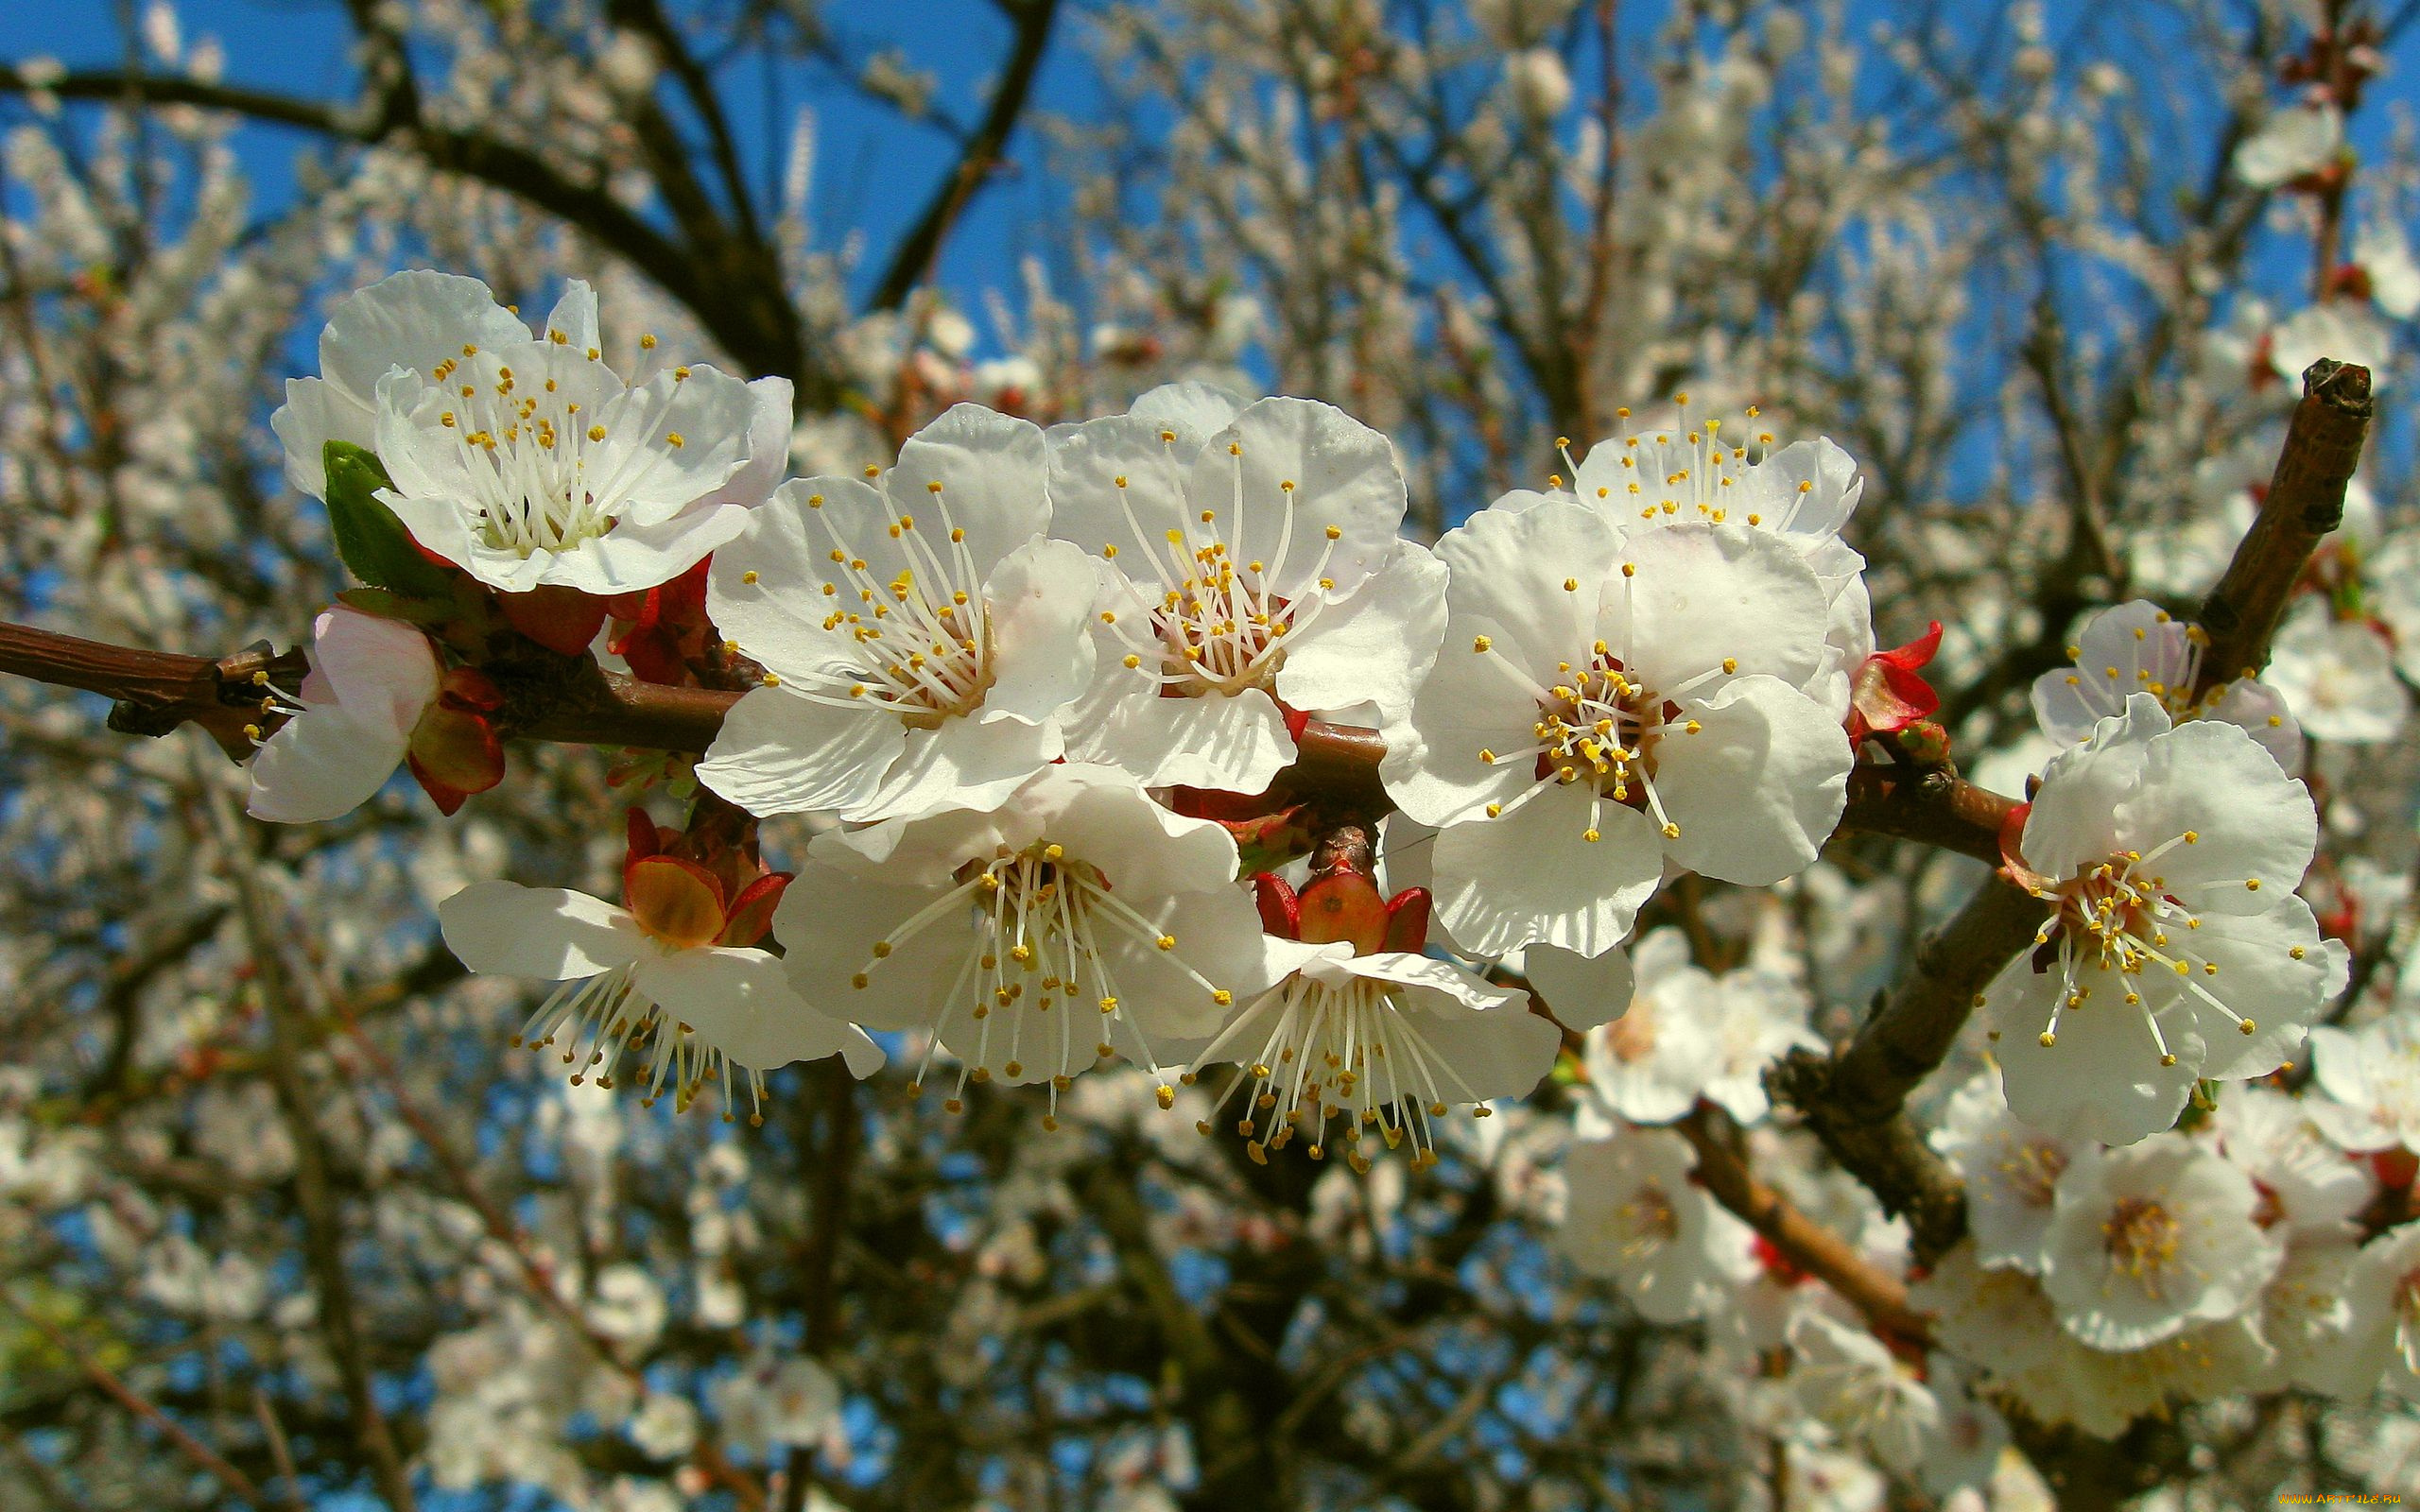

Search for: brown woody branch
xmin=1671 ymin=1108 xmax=1932 ymax=1348
xmin=2192 ymin=357 xmax=2374 ymax=698
xmin=0 ymin=1286 xmax=275 ymax=1509
xmin=867 ymin=0 xmax=1063 ymax=311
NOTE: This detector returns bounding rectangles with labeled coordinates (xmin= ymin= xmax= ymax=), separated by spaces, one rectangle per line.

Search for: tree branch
xmin=867 ymin=0 xmax=1061 ymax=311
xmin=0 ymin=64 xmax=810 ymax=393
xmin=0 ymin=1287 xmax=275 ymax=1509
xmin=2192 ymin=358 xmax=2375 ymax=698
xmin=202 ymin=780 xmax=418 ymax=1512
xmin=1672 ymin=1107 xmax=1932 ymax=1348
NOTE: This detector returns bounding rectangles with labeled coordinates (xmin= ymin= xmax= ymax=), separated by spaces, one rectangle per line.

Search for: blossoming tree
xmin=2 ymin=2 xmax=2418 ymax=1510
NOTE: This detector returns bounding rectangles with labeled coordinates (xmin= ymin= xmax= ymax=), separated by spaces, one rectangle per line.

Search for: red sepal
xmin=624 ymin=854 xmax=728 ymax=950
xmin=1751 ymin=1233 xmax=1808 ymax=1287
xmin=2374 ymin=1148 xmax=2418 ymax=1194
xmin=625 ymin=807 xmax=662 ymax=867
xmin=1997 ymin=801 xmax=2053 ymax=895
xmin=608 ymin=558 xmax=712 ymax=685
xmin=406 ymin=752 xmax=473 ymax=816
xmin=1846 ymin=621 xmax=1943 ymax=744
xmin=717 ymin=872 xmax=791 ymax=948
xmin=500 ymin=585 xmax=610 ymax=658
xmin=1294 ymin=868 xmax=1390 ymax=954
xmin=1252 ymin=873 xmax=1301 ymax=939
xmin=1279 ymin=704 xmax=1314 ymax=743
xmin=406 ymin=683 xmax=505 ymax=810
xmin=1380 ymin=887 xmax=1431 ymax=954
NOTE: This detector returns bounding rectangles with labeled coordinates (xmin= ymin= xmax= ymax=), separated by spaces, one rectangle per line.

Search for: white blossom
xmin=1385 ymin=502 xmax=1851 ymax=956
xmin=1984 ymin=695 xmax=2344 ymax=1145
xmin=2031 ymin=599 xmax=2301 ymax=768
xmin=1930 ymin=1069 xmax=2083 ymax=1275
xmin=279 ymin=271 xmax=789 ymax=593
xmin=2232 ymin=104 xmax=2342 ymax=189
xmin=246 ymin=605 xmax=437 ymax=823
xmin=1567 ymin=927 xmax=1816 ymax=1126
xmin=2307 ymin=1005 xmax=2420 ymax=1156
xmin=2264 ymin=598 xmax=2410 ymax=744
xmin=1558 ymin=1125 xmax=1756 ymax=1323
xmin=1787 ymin=1311 xmax=1940 ymax=1476
xmin=1185 ymin=941 xmax=1564 ymax=1171
xmin=2039 ymin=1133 xmax=2283 ymax=1351
xmin=2343 ymin=1221 xmax=2420 ymax=1400
xmin=773 ymin=765 xmax=1281 ymax=1117
xmin=699 ymin=405 xmax=1098 ymax=823
xmin=440 ymin=879 xmax=881 ymax=1118
xmin=1048 ymin=386 xmax=1443 ymax=793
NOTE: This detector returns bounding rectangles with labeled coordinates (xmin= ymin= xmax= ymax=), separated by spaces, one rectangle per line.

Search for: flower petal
xmin=587 ymin=364 xmax=758 ymax=524
xmin=890 ymin=403 xmax=1049 ymax=577
xmin=2021 ymin=693 xmax=2167 ymax=881
xmin=246 ymin=706 xmax=407 ymax=824
xmin=1611 ymin=523 xmax=1832 ymax=691
xmin=1521 ymin=940 xmax=1636 ymax=1031
xmin=979 ymin=539 xmax=1098 ymax=722
xmin=1189 ymin=397 xmax=1406 ymax=600
xmin=1654 ymin=675 xmax=1850 ymax=885
xmin=1065 ymin=678 xmax=1295 ymax=793
xmin=632 ymin=946 xmax=883 ymax=1075
xmin=1434 ymin=500 xmax=1616 ymax=682
xmin=318 ymin=269 xmax=528 ymax=411
xmin=1275 ymin=541 xmax=1447 ymax=725
xmin=439 ymin=882 xmax=643 ymax=980
xmin=312 ymin=607 xmax=440 ymax=740
xmin=1429 ymin=786 xmax=1658 ymax=956
xmin=852 ymin=713 xmax=1058 ymax=823
xmin=2115 ymin=718 xmax=2315 ymax=914
xmin=695 ymin=684 xmax=904 ymax=818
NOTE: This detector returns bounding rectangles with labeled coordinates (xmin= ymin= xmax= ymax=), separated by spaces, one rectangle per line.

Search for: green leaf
xmin=324 ymin=440 xmax=454 ymax=597
xmin=335 ymin=587 xmax=457 ymax=624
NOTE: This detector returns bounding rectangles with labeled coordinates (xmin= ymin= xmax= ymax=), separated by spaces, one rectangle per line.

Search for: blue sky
xmin=0 ymin=0 xmax=1099 ymax=323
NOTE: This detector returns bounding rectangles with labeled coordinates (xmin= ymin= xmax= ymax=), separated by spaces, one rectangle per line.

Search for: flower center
xmin=2013 ymin=837 xmax=2273 ymax=1062
xmin=1094 ymin=438 xmax=1345 ymax=699
xmin=1562 ymin=400 xmax=1803 ymax=532
xmin=1619 ymin=1180 xmax=1683 ymax=1253
xmin=856 ymin=841 xmax=1231 ymax=1125
xmin=510 ymin=963 xmax=764 ymax=1123
xmin=2101 ymin=1195 xmax=2183 ymax=1292
xmin=2060 ymin=614 xmax=2215 ymax=721
xmin=1467 ymin=618 xmax=1733 ymax=844
xmin=1996 ymin=1135 xmax=2068 ymax=1210
xmin=766 ymin=490 xmax=997 ymax=729
xmin=1184 ymin=973 xmax=1488 ymax=1172
xmin=434 ymin=348 xmax=684 ymax=558
xmin=1604 ymin=1004 xmax=1659 ymax=1064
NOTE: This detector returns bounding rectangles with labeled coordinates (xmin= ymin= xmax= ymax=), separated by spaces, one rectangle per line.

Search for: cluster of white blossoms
xmin=239 ymin=269 xmax=2420 ymax=1485
xmin=1916 ymin=1060 xmax=2420 ymax=1435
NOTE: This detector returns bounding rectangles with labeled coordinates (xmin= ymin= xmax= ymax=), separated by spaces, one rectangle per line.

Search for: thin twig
xmin=1673 ymin=1107 xmax=1932 ymax=1346
xmin=867 ymin=0 xmax=1062 ymax=310
xmin=199 ymin=776 xmax=419 ymax=1512
xmin=0 ymin=1287 xmax=274 ymax=1509
xmin=251 ymin=1388 xmax=308 ymax=1512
